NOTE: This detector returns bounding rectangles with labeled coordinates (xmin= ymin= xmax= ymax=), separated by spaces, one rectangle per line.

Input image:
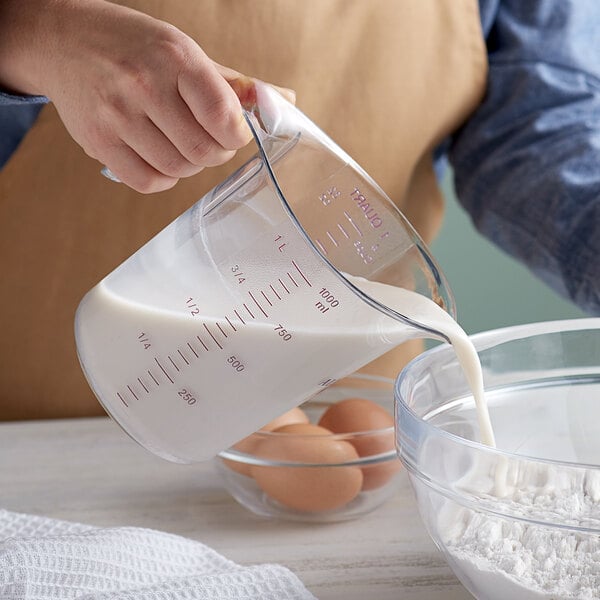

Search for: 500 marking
xmin=227 ymin=355 xmax=245 ymax=372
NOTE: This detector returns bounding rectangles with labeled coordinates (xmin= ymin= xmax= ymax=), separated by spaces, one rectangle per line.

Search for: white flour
xmin=441 ymin=466 xmax=600 ymax=599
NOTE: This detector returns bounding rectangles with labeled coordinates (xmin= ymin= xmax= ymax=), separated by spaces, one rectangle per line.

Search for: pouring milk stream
xmin=76 ymin=82 xmax=496 ymax=462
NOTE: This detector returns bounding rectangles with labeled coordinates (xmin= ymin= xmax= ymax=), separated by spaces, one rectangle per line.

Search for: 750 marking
xmin=274 ymin=323 xmax=292 ymax=341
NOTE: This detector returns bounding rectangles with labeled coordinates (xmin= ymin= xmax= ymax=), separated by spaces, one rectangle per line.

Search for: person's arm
xmin=0 ymin=0 xmax=256 ymax=193
xmin=449 ymin=0 xmax=600 ymax=314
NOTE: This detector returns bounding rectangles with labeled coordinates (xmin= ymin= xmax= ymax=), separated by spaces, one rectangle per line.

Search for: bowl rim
xmin=395 ymin=317 xmax=600 ymax=471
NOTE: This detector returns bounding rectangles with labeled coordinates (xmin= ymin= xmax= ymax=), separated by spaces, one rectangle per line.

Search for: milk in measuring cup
xmin=76 ymin=186 xmax=428 ymax=463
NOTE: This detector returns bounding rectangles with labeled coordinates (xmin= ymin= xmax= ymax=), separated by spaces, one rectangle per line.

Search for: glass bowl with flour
xmin=396 ymin=319 xmax=600 ymax=600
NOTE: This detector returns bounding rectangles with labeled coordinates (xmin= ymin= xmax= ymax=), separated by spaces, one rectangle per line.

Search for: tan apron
xmin=0 ymin=0 xmax=487 ymax=420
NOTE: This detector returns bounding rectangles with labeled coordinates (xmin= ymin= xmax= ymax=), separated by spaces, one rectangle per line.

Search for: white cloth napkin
xmin=0 ymin=509 xmax=317 ymax=600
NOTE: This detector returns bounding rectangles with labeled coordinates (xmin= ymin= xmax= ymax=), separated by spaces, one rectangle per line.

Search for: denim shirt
xmin=1 ymin=0 xmax=599 ymax=313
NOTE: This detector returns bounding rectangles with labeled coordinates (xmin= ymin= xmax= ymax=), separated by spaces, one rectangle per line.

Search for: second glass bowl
xmin=217 ymin=375 xmax=401 ymax=522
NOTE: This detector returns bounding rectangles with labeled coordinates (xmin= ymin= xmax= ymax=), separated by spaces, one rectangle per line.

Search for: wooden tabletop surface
xmin=0 ymin=416 xmax=471 ymax=599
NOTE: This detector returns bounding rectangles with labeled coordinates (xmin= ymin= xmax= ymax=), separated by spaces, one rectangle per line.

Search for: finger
xmin=147 ymin=93 xmax=237 ymax=168
xmin=118 ymin=115 xmax=205 ymax=179
xmin=100 ymin=141 xmax=179 ymax=194
xmin=212 ymin=62 xmax=296 ymax=105
xmin=177 ymin=60 xmax=252 ymax=151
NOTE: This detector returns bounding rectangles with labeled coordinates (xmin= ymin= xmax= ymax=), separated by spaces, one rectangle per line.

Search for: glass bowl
xmin=396 ymin=319 xmax=600 ymax=600
xmin=217 ymin=375 xmax=402 ymax=522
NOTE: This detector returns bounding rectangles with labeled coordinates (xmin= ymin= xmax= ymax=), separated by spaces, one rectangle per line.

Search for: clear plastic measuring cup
xmin=75 ymin=82 xmax=455 ymax=463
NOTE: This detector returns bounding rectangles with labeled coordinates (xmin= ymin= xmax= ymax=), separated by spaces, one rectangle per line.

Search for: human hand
xmin=0 ymin=0 xmax=292 ymax=193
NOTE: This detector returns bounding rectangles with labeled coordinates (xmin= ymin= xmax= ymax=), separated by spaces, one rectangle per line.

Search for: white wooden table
xmin=0 ymin=417 xmax=471 ymax=599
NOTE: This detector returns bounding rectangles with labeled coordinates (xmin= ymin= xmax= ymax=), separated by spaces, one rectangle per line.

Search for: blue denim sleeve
xmin=0 ymin=90 xmax=48 ymax=168
xmin=450 ymin=0 xmax=600 ymax=314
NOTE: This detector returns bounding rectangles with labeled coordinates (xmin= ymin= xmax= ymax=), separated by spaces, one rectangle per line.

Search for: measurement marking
xmin=248 ymin=291 xmax=268 ymax=317
xmin=270 ymin=284 xmax=282 ymax=300
xmin=337 ymin=223 xmax=349 ymax=239
xmin=117 ymin=392 xmax=128 ymax=407
xmin=287 ymin=272 xmax=299 ymax=287
xmin=234 ymin=309 xmax=246 ymax=325
xmin=177 ymin=349 xmax=190 ymax=365
xmin=155 ymin=357 xmax=174 ymax=384
xmin=292 ymin=260 xmax=312 ymax=287
xmin=261 ymin=290 xmax=273 ymax=306
xmin=279 ymin=278 xmax=290 ymax=294
xmin=137 ymin=378 xmax=149 ymax=394
xmin=344 ymin=211 xmax=363 ymax=236
xmin=148 ymin=370 xmax=159 ymax=386
xmin=204 ymin=323 xmax=223 ymax=350
xmin=186 ymin=342 xmax=199 ymax=358
xmin=243 ymin=302 xmax=255 ymax=319
xmin=326 ymin=231 xmax=339 ymax=247
xmin=168 ymin=355 xmax=180 ymax=372
xmin=226 ymin=316 xmax=237 ymax=332
xmin=196 ymin=335 xmax=209 ymax=351
xmin=314 ymin=238 xmax=328 ymax=255
xmin=127 ymin=384 xmax=140 ymax=402
xmin=216 ymin=322 xmax=228 ymax=338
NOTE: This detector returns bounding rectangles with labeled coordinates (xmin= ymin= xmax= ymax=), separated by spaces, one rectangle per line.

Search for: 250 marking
xmin=178 ymin=388 xmax=197 ymax=405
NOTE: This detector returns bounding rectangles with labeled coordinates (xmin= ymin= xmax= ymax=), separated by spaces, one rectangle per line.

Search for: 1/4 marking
xmin=138 ymin=332 xmax=151 ymax=350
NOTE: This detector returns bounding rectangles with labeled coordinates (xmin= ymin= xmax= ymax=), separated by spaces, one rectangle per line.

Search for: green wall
xmin=429 ymin=172 xmax=585 ymax=335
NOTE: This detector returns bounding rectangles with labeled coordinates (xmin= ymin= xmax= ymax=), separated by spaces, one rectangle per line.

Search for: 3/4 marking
xmin=117 ymin=392 xmax=128 ymax=407
xmin=216 ymin=322 xmax=228 ymax=338
xmin=287 ymin=272 xmax=299 ymax=287
xmin=226 ymin=316 xmax=237 ymax=332
xmin=234 ymin=309 xmax=246 ymax=325
xmin=186 ymin=342 xmax=199 ymax=358
xmin=137 ymin=378 xmax=149 ymax=393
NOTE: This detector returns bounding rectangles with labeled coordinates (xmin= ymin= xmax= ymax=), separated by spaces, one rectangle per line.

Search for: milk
xmin=349 ymin=277 xmax=496 ymax=448
xmin=76 ymin=182 xmax=495 ymax=462
xmin=77 ymin=275 xmax=495 ymax=463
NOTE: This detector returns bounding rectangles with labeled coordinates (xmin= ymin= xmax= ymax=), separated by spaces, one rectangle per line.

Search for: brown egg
xmin=251 ymin=423 xmax=363 ymax=512
xmin=259 ymin=406 xmax=309 ymax=432
xmin=318 ymin=398 xmax=401 ymax=490
xmin=223 ymin=407 xmax=309 ymax=476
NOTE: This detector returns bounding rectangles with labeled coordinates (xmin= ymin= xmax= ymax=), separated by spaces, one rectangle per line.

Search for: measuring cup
xmin=75 ymin=81 xmax=455 ymax=463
